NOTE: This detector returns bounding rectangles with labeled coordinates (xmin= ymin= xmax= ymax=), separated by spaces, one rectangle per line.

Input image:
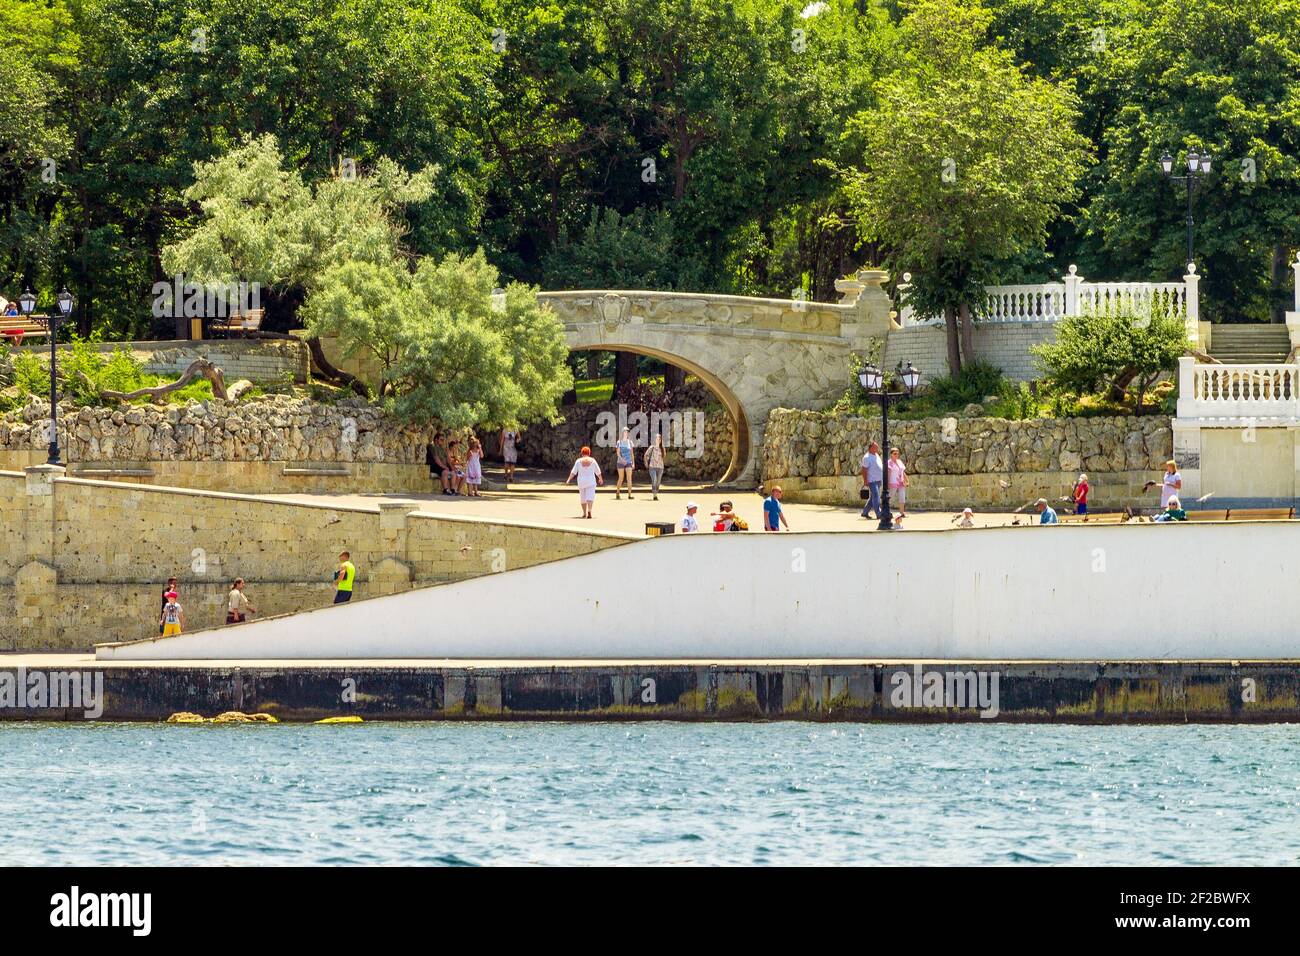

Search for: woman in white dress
xmin=499 ymin=427 xmax=519 ymax=483
xmin=565 ymin=445 xmax=604 ymax=518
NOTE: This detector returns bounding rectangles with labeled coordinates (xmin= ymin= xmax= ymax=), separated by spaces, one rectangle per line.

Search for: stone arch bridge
xmin=539 ymin=272 xmax=891 ymax=484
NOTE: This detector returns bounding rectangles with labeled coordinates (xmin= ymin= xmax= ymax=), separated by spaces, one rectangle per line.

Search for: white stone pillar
xmin=1184 ymin=264 xmax=1200 ymax=347
xmin=896 ymin=273 xmax=914 ymax=327
xmin=1175 ymin=356 xmax=1198 ymax=419
xmin=1063 ymin=265 xmax=1081 ymax=316
xmin=1286 ymin=253 xmax=1300 ymax=350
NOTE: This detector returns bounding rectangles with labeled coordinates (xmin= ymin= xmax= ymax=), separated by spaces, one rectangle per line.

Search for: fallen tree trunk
xmin=90 ymin=358 xmax=231 ymax=402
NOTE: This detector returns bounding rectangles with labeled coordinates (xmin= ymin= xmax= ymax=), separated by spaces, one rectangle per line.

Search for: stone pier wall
xmin=761 ymin=409 xmax=1173 ymax=510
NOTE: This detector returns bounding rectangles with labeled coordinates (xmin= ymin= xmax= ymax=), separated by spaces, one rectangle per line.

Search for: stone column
xmin=371 ymin=501 xmax=419 ymax=596
xmin=15 ymin=464 xmax=65 ymax=649
xmin=1184 ymin=264 xmax=1200 ymax=348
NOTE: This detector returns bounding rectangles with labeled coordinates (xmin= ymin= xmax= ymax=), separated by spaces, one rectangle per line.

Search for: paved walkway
xmin=259 ymin=466 xmax=1033 ymax=535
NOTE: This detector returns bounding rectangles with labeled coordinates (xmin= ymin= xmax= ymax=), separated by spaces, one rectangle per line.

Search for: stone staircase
xmin=1208 ymin=324 xmax=1293 ymax=363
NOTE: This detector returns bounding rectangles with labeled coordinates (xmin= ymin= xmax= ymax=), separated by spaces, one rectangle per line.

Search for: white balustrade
xmin=900 ymin=264 xmax=1198 ymax=330
xmin=1176 ymin=355 xmax=1300 ymax=419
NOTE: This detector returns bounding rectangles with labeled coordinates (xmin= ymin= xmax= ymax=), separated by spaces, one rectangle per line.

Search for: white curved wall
xmin=96 ymin=522 xmax=1300 ymax=661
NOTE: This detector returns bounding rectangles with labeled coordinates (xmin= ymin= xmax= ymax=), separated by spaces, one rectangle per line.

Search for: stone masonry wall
xmin=0 ymin=396 xmax=435 ymax=494
xmin=13 ymin=338 xmax=310 ymax=385
xmin=883 ymin=322 xmax=1058 ymax=385
xmin=762 ymin=408 xmax=1173 ymax=511
xmin=0 ymin=470 xmax=632 ymax=650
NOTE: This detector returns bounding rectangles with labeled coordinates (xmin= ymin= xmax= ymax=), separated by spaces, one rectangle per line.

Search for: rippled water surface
xmin=2 ymin=722 xmax=1297 ymax=865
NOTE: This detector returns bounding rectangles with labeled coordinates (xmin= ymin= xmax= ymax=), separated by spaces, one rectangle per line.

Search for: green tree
xmin=392 ymin=251 xmax=573 ymax=428
xmin=842 ymin=0 xmax=1092 ymax=373
xmin=1033 ymin=305 xmax=1188 ymax=414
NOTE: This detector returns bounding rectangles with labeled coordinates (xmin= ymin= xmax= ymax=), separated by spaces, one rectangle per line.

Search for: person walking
xmin=565 ymin=445 xmax=603 ymax=519
xmin=860 ymin=441 xmax=883 ymax=519
xmin=763 ymin=486 xmax=789 ymax=532
xmin=887 ymin=447 xmax=909 ymax=518
xmin=499 ymin=427 xmax=520 ymax=483
xmin=1034 ymin=498 xmax=1059 ymax=524
xmin=614 ymin=427 xmax=635 ymax=499
xmin=226 ymin=578 xmax=256 ymax=624
xmin=159 ymin=576 xmax=178 ymax=635
xmin=643 ymin=433 xmax=666 ymax=500
xmin=1072 ymin=473 xmax=1090 ymax=516
xmin=1159 ymin=460 xmax=1181 ymax=509
xmin=681 ymin=501 xmax=700 ymax=532
xmin=160 ymin=589 xmax=185 ymax=636
xmin=465 ymin=437 xmax=484 ymax=496
xmin=333 ymin=551 xmax=356 ymax=604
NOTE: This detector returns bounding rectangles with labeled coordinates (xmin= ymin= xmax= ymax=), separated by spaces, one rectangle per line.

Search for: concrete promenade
xmin=2 ymin=654 xmax=1298 ymax=723
xmin=256 ymin=466 xmax=1033 ymax=535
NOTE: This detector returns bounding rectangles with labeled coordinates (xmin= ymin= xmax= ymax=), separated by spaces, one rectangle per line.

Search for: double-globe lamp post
xmin=1160 ymin=150 xmax=1212 ymax=269
xmin=17 ymin=286 xmax=75 ymax=465
xmin=858 ymin=360 xmax=920 ymax=531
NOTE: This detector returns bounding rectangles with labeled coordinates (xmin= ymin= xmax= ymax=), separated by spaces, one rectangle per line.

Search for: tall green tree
xmin=842 ymin=0 xmax=1092 ymax=373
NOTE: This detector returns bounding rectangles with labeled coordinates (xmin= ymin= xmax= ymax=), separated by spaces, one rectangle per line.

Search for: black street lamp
xmin=858 ymin=360 xmax=921 ymax=531
xmin=1160 ymin=149 xmax=1212 ymax=269
xmin=19 ymin=287 xmax=74 ymax=465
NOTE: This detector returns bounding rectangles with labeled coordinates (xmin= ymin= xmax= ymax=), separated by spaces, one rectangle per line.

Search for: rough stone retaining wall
xmin=761 ymin=409 xmax=1173 ymax=510
xmin=0 ymin=469 xmax=632 ymax=650
xmin=0 ymin=396 xmax=435 ymax=493
xmin=13 ymin=338 xmax=310 ymax=385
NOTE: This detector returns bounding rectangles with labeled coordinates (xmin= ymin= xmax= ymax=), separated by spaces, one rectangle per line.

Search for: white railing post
xmin=897 ymin=272 xmax=914 ymax=327
xmin=1175 ymin=355 xmax=1197 ymax=418
xmin=1063 ymin=265 xmax=1081 ymax=316
xmin=1184 ymin=264 xmax=1200 ymax=347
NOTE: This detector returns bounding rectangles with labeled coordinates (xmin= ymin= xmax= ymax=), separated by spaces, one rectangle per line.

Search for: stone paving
xmin=257 ymin=465 xmax=1034 ymax=535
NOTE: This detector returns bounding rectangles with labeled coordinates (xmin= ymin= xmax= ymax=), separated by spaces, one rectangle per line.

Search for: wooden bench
xmin=1058 ymin=512 xmax=1128 ymax=524
xmin=209 ymin=309 xmax=264 ymax=338
xmin=1184 ymin=509 xmax=1230 ymax=521
xmin=0 ymin=315 xmax=50 ymax=345
xmin=1227 ymin=507 xmax=1295 ymax=521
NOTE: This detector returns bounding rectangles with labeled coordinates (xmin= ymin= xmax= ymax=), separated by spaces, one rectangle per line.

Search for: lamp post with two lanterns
xmin=17 ymin=286 xmax=75 ymax=465
xmin=1160 ymin=149 xmax=1212 ymax=269
xmin=857 ymin=360 xmax=920 ymax=531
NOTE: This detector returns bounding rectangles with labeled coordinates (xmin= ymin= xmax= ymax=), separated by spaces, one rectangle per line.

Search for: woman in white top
xmin=887 ymin=447 xmax=909 ymax=517
xmin=565 ymin=445 xmax=604 ymax=518
xmin=643 ymin=433 xmax=666 ymax=500
xmin=499 ymin=427 xmax=519 ymax=482
xmin=1159 ymin=459 xmax=1181 ymax=508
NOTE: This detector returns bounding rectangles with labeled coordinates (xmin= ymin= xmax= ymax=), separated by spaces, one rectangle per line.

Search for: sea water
xmin=2 ymin=722 xmax=1296 ymax=865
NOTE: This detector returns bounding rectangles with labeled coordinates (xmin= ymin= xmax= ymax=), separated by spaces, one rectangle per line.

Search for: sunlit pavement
xmin=258 ymin=466 xmax=1034 ymax=535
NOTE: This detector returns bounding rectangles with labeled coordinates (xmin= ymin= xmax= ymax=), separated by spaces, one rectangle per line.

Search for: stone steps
xmin=1209 ymin=325 xmax=1291 ymax=363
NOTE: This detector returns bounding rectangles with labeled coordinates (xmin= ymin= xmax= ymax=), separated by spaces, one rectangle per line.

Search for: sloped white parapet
xmin=95 ymin=522 xmax=1300 ymax=661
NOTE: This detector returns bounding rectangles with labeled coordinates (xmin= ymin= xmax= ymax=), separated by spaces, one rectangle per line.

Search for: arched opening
xmin=562 ymin=345 xmax=749 ymax=485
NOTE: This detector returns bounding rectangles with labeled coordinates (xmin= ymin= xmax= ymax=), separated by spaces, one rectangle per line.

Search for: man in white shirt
xmin=680 ymin=502 xmax=700 ymax=533
xmin=860 ymin=441 xmax=883 ymax=518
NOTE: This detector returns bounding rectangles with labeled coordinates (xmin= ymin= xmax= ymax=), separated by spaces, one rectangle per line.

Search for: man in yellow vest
xmin=333 ymin=551 xmax=356 ymax=604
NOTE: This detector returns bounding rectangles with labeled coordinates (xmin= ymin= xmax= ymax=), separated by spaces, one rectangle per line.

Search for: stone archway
xmin=571 ymin=344 xmax=751 ymax=485
xmin=541 ymin=281 xmax=891 ymax=484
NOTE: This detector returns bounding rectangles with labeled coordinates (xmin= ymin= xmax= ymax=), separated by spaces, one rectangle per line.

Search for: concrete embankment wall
xmin=4 ymin=660 xmax=1297 ymax=723
xmin=99 ymin=522 xmax=1300 ymax=662
xmin=0 ymin=469 xmax=632 ymax=650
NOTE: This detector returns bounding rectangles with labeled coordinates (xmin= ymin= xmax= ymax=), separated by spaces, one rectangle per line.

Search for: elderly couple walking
xmin=859 ymin=441 xmax=908 ymax=520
